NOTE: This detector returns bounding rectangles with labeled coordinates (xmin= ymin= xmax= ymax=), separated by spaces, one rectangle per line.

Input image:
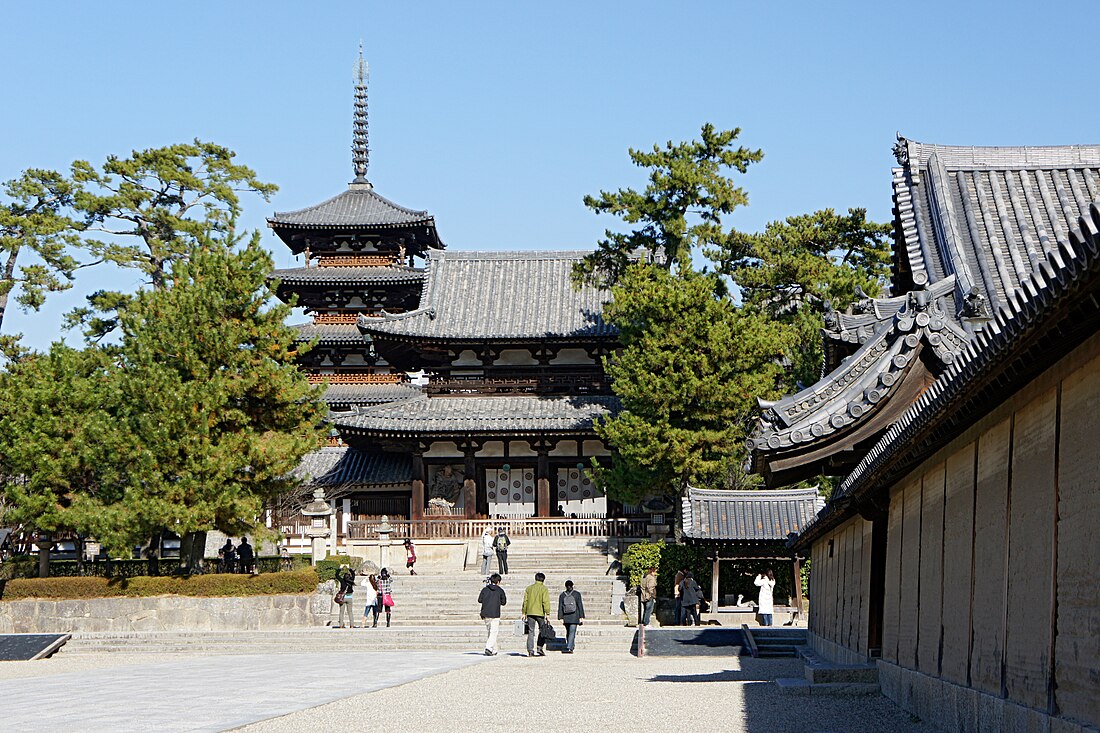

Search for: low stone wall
xmin=877 ymin=660 xmax=1098 ymax=733
xmin=0 ymin=593 xmax=333 ymax=634
xmin=344 ymin=539 xmax=469 ymax=572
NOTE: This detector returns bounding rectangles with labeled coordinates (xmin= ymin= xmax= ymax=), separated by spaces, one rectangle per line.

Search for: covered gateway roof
xmin=681 ymin=487 xmax=824 ymax=544
xmin=750 ymin=139 xmax=1100 ymax=486
xmin=335 ymin=394 xmax=620 ymax=437
xmin=292 ymin=446 xmax=411 ymax=488
xmin=795 ymin=202 xmax=1100 ymax=549
xmin=293 ymin=323 xmax=365 ymax=345
xmin=357 ymin=251 xmax=618 ymax=343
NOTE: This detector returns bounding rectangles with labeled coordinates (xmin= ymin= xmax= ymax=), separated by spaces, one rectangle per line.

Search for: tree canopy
xmin=581 ymin=125 xmax=892 ymax=500
xmin=0 ymin=230 xmax=325 ymax=556
xmin=0 ymin=169 xmax=83 ymax=348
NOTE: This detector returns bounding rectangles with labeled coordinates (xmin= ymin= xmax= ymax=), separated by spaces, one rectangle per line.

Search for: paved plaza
xmin=0 ymin=649 xmax=934 ymax=733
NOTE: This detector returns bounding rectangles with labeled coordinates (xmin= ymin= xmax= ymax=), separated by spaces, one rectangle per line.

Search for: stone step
xmin=64 ymin=627 xmax=637 ymax=654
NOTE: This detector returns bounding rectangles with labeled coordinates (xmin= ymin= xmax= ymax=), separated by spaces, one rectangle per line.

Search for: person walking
xmin=672 ymin=566 xmax=687 ymax=625
xmin=480 ymin=528 xmax=495 ymax=575
xmin=755 ymin=569 xmax=777 ymax=626
xmin=478 ymin=573 xmax=507 ymax=656
xmin=362 ymin=572 xmax=380 ymax=628
xmin=557 ymin=580 xmax=585 ymax=653
xmin=494 ymin=527 xmax=511 ymax=575
xmin=640 ymin=566 xmax=658 ymax=626
xmin=404 ymin=539 xmax=418 ymax=575
xmin=679 ymin=571 xmax=703 ymax=626
xmin=377 ymin=567 xmax=394 ymax=627
xmin=237 ymin=537 xmax=255 ymax=574
xmin=521 ymin=572 xmax=552 ymax=657
xmin=336 ymin=564 xmax=357 ymax=628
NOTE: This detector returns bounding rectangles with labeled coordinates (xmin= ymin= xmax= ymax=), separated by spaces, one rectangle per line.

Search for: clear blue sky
xmin=3 ymin=1 xmax=1098 ymax=350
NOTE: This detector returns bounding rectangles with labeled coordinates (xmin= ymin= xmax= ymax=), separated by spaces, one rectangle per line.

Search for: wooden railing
xmin=346 ymin=517 xmax=648 ymax=541
xmin=307 ymin=372 xmax=408 ymax=385
xmin=314 ymin=255 xmax=396 ymax=267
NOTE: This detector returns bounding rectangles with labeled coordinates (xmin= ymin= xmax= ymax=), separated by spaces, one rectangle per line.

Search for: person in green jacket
xmin=521 ymin=572 xmax=552 ymax=657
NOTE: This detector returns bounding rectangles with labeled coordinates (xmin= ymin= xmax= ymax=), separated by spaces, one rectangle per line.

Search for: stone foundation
xmin=807 ymin=630 xmax=872 ymax=665
xmin=0 ymin=593 xmax=332 ymax=634
xmin=877 ymin=661 xmax=1099 ymax=733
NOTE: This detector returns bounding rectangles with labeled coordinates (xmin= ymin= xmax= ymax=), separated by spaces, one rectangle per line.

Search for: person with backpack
xmin=477 ymin=573 xmax=507 ymax=655
xmin=557 ymin=579 xmax=585 ymax=653
xmin=493 ymin=527 xmax=511 ymax=575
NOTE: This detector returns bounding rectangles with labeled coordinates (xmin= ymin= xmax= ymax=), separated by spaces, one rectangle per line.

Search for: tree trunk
xmin=179 ymin=531 xmax=207 ymax=575
xmin=146 ymin=530 xmax=162 ymax=576
xmin=0 ymin=246 xmax=21 ymax=332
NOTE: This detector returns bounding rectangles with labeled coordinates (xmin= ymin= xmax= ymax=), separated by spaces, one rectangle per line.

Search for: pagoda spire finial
xmin=352 ymin=43 xmax=370 ymax=184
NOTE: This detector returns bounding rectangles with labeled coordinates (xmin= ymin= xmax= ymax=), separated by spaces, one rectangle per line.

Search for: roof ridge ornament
xmin=352 ymin=43 xmax=371 ymax=185
xmin=892 ymin=133 xmax=909 ymax=166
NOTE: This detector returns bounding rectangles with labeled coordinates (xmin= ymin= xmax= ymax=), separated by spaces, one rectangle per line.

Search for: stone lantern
xmin=375 ymin=514 xmax=394 ymax=570
xmin=301 ymin=487 xmax=334 ymax=565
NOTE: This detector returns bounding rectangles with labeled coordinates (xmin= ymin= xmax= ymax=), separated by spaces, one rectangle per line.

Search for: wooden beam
xmin=792 ymin=557 xmax=804 ymax=613
xmin=711 ymin=557 xmax=720 ymax=611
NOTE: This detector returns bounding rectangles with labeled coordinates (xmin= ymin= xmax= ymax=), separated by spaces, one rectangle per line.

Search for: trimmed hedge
xmin=0 ymin=569 xmax=320 ymax=601
xmin=314 ymin=555 xmax=353 ymax=582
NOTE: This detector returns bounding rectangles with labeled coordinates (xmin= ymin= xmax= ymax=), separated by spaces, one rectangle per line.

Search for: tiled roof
xmin=292 ymin=447 xmax=411 ymax=488
xmin=358 ymin=250 xmax=618 ymax=342
xmin=293 ymin=323 xmax=364 ymax=345
xmin=893 ymin=139 xmax=1100 ymax=314
xmin=323 ymin=382 xmax=421 ymax=407
xmin=751 ymin=139 xmax=1100 ymax=484
xmin=335 ymin=394 xmax=620 ymax=436
xmin=271 ymin=266 xmax=426 ymax=287
xmin=681 ymin=487 xmax=824 ymax=543
xmin=268 ymin=182 xmax=436 ymax=230
xmin=795 ymin=202 xmax=1100 ymax=547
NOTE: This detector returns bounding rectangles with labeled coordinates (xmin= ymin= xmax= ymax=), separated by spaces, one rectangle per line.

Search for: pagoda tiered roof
xmin=271 ymin=265 xmax=426 ymax=287
xmin=335 ymin=394 xmax=620 ymax=438
xmin=357 ymin=250 xmax=618 ymax=344
xmin=293 ymin=323 xmax=365 ymax=345
xmin=293 ymin=446 xmax=411 ymax=488
xmin=322 ymin=382 xmax=421 ymax=408
xmin=752 ymin=139 xmax=1100 ymax=486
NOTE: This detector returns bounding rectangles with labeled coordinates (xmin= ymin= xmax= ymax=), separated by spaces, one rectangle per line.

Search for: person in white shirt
xmin=480 ymin=529 xmax=495 ymax=575
xmin=755 ymin=569 xmax=777 ymax=626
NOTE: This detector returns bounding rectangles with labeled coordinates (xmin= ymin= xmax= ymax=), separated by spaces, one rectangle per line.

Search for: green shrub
xmin=0 ymin=569 xmax=320 ymax=601
xmin=314 ymin=555 xmax=353 ymax=582
xmin=622 ymin=541 xmax=663 ymax=588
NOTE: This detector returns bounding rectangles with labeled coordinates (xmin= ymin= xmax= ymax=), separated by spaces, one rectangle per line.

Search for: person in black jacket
xmin=236 ymin=537 xmax=255 ymax=574
xmin=679 ymin=571 xmax=703 ymax=626
xmin=557 ymin=580 xmax=585 ymax=653
xmin=477 ymin=573 xmax=507 ymax=655
xmin=336 ymin=564 xmax=357 ymax=628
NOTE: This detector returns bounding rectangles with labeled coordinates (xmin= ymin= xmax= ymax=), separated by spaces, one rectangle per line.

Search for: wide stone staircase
xmin=65 ymin=537 xmax=637 ymax=655
xmin=381 ymin=537 xmax=625 ymax=627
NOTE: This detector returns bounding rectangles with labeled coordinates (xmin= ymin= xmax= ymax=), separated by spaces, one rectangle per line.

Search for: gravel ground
xmin=236 ymin=652 xmax=935 ymax=733
xmin=0 ymin=652 xmax=165 ymax=680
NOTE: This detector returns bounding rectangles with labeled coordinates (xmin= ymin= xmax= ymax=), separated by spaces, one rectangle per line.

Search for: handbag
xmin=382 ymin=592 xmax=394 ymax=608
xmin=538 ymin=620 xmax=557 ymax=641
xmin=334 ymin=590 xmax=346 ymax=605
xmin=512 ymin=619 xmax=527 ymax=637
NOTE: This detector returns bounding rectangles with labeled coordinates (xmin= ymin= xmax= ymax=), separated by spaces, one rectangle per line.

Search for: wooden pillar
xmin=463 ymin=447 xmax=477 ymax=519
xmin=536 ymin=449 xmax=550 ymax=517
xmin=711 ymin=557 xmax=721 ymax=612
xmin=792 ymin=557 xmax=804 ymax=613
xmin=411 ymin=451 xmax=425 ymax=520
